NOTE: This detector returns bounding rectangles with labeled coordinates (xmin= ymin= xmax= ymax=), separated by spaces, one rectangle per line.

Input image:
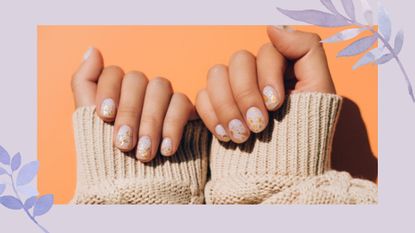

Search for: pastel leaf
xmin=24 ymin=196 xmax=37 ymax=210
xmin=352 ymin=47 xmax=384 ymax=70
xmin=16 ymin=160 xmax=39 ymax=186
xmin=17 ymin=185 xmax=39 ymax=198
xmin=0 ymin=183 xmax=5 ymax=195
xmin=341 ymin=0 xmax=355 ymax=20
xmin=394 ymin=30 xmax=404 ymax=54
xmin=360 ymin=0 xmax=373 ymax=25
xmin=0 ymin=145 xmax=10 ymax=165
xmin=11 ymin=153 xmax=22 ymax=171
xmin=277 ymin=8 xmax=350 ymax=27
xmin=337 ymin=35 xmax=377 ymax=57
xmin=33 ymin=194 xmax=54 ymax=217
xmin=375 ymin=53 xmax=394 ymax=64
xmin=377 ymin=2 xmax=391 ymax=41
xmin=0 ymin=167 xmax=7 ymax=176
xmin=0 ymin=195 xmax=23 ymax=210
xmin=321 ymin=28 xmax=365 ymax=43
xmin=320 ymin=0 xmax=338 ymax=14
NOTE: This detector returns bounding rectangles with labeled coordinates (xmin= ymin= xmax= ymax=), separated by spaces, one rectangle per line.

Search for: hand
xmin=71 ymin=48 xmax=196 ymax=162
xmin=195 ymin=26 xmax=336 ymax=143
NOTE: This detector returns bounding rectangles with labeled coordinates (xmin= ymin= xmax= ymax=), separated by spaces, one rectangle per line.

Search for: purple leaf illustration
xmin=0 ymin=145 xmax=11 ymax=165
xmin=24 ymin=196 xmax=37 ymax=210
xmin=33 ymin=194 xmax=54 ymax=217
xmin=378 ymin=2 xmax=391 ymax=41
xmin=321 ymin=28 xmax=365 ymax=43
xmin=394 ymin=30 xmax=404 ymax=54
xmin=0 ymin=195 xmax=23 ymax=210
xmin=277 ymin=8 xmax=350 ymax=27
xmin=11 ymin=152 xmax=22 ymax=171
xmin=0 ymin=167 xmax=7 ymax=175
xmin=337 ymin=35 xmax=377 ymax=57
xmin=320 ymin=0 xmax=338 ymax=14
xmin=17 ymin=185 xmax=39 ymax=198
xmin=16 ymin=160 xmax=39 ymax=186
xmin=341 ymin=0 xmax=355 ymax=20
xmin=0 ymin=183 xmax=5 ymax=195
xmin=375 ymin=53 xmax=394 ymax=64
xmin=360 ymin=0 xmax=374 ymax=25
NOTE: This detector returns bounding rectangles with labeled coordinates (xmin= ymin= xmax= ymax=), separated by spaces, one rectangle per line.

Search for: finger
xmin=228 ymin=50 xmax=268 ymax=133
xmin=195 ymin=89 xmax=230 ymax=142
xmin=160 ymin=93 xmax=194 ymax=156
xmin=207 ymin=64 xmax=249 ymax=143
xmin=114 ymin=71 xmax=148 ymax=152
xmin=137 ymin=77 xmax=173 ymax=161
xmin=71 ymin=47 xmax=104 ymax=107
xmin=256 ymin=43 xmax=287 ymax=110
xmin=267 ymin=26 xmax=336 ymax=94
xmin=95 ymin=66 xmax=124 ymax=122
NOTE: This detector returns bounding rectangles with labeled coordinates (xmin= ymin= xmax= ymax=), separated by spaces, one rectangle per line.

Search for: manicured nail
xmin=262 ymin=85 xmax=279 ymax=110
xmin=272 ymin=25 xmax=284 ymax=30
xmin=137 ymin=136 xmax=152 ymax=159
xmin=160 ymin=137 xmax=173 ymax=156
xmin=83 ymin=47 xmax=93 ymax=61
xmin=215 ymin=124 xmax=230 ymax=142
xmin=100 ymin=98 xmax=116 ymax=118
xmin=246 ymin=107 xmax=266 ymax=133
xmin=272 ymin=25 xmax=293 ymax=32
xmin=116 ymin=125 xmax=132 ymax=150
xmin=228 ymin=119 xmax=249 ymax=142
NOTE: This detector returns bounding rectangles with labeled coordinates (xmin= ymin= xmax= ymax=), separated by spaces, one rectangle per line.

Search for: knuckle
xmin=214 ymin=101 xmax=236 ymax=115
xmin=231 ymin=49 xmax=254 ymax=62
xmin=104 ymin=65 xmax=124 ymax=76
xmin=124 ymin=70 xmax=149 ymax=84
xmin=234 ymin=88 xmax=258 ymax=103
xmin=309 ymin=33 xmax=322 ymax=44
xmin=117 ymin=106 xmax=140 ymax=120
xmin=140 ymin=115 xmax=160 ymax=127
xmin=172 ymin=92 xmax=191 ymax=103
xmin=149 ymin=77 xmax=172 ymax=90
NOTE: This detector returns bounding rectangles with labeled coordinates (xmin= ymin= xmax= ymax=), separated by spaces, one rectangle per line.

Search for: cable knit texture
xmin=71 ymin=106 xmax=211 ymax=204
xmin=204 ymin=92 xmax=378 ymax=204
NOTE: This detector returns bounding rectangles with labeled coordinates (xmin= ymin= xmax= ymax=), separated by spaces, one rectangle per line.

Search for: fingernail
xmin=137 ymin=136 xmax=152 ymax=160
xmin=214 ymin=124 xmax=230 ymax=142
xmin=116 ymin=125 xmax=132 ymax=150
xmin=100 ymin=98 xmax=116 ymax=118
xmin=83 ymin=47 xmax=93 ymax=61
xmin=272 ymin=25 xmax=284 ymax=30
xmin=246 ymin=107 xmax=266 ymax=133
xmin=160 ymin=137 xmax=173 ymax=156
xmin=262 ymin=85 xmax=280 ymax=110
xmin=228 ymin=119 xmax=249 ymax=143
xmin=272 ymin=25 xmax=293 ymax=32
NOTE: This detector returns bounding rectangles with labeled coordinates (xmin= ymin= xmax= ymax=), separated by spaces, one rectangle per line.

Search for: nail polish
xmin=137 ymin=136 xmax=151 ymax=159
xmin=100 ymin=98 xmax=115 ymax=118
xmin=214 ymin=124 xmax=230 ymax=142
xmin=262 ymin=85 xmax=280 ymax=110
xmin=116 ymin=125 xmax=132 ymax=149
xmin=161 ymin=137 xmax=173 ymax=156
xmin=246 ymin=107 xmax=266 ymax=133
xmin=83 ymin=47 xmax=93 ymax=61
xmin=228 ymin=119 xmax=249 ymax=142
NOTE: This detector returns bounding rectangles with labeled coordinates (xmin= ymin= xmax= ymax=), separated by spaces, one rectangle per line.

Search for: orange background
xmin=38 ymin=26 xmax=378 ymax=204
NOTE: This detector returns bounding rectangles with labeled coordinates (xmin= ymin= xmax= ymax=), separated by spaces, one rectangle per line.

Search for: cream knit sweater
xmin=71 ymin=92 xmax=378 ymax=204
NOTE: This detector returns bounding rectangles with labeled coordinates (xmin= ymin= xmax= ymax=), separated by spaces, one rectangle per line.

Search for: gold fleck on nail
xmin=161 ymin=137 xmax=173 ymax=156
xmin=100 ymin=98 xmax=115 ymax=118
xmin=262 ymin=85 xmax=279 ymax=110
xmin=137 ymin=136 xmax=151 ymax=159
xmin=228 ymin=119 xmax=249 ymax=143
xmin=215 ymin=124 xmax=230 ymax=142
xmin=246 ymin=107 xmax=266 ymax=133
xmin=116 ymin=125 xmax=132 ymax=149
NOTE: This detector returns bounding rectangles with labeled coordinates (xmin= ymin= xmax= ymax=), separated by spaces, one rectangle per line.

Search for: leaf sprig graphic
xmin=0 ymin=145 xmax=53 ymax=233
xmin=278 ymin=0 xmax=414 ymax=102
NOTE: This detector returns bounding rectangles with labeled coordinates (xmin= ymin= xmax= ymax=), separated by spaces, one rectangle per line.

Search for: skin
xmin=195 ymin=26 xmax=336 ymax=143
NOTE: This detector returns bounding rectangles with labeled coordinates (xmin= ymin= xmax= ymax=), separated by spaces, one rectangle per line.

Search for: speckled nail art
xmin=137 ymin=136 xmax=151 ymax=159
xmin=83 ymin=47 xmax=93 ymax=61
xmin=246 ymin=107 xmax=266 ymax=133
xmin=100 ymin=98 xmax=115 ymax=118
xmin=262 ymin=85 xmax=279 ymax=110
xmin=228 ymin=119 xmax=248 ymax=142
xmin=116 ymin=125 xmax=132 ymax=149
xmin=161 ymin=137 xmax=173 ymax=156
xmin=215 ymin=124 xmax=230 ymax=142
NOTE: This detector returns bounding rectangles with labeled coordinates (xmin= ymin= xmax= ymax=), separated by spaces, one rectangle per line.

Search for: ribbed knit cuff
xmin=71 ymin=106 xmax=211 ymax=204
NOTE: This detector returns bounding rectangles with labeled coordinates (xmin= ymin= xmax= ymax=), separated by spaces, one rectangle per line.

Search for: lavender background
xmin=0 ymin=0 xmax=414 ymax=232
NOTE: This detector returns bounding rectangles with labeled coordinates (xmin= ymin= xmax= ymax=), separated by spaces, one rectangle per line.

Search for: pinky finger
xmin=161 ymin=93 xmax=194 ymax=156
xmin=195 ymin=89 xmax=230 ymax=142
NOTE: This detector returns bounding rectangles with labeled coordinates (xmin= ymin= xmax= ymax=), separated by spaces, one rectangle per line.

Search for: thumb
xmin=266 ymin=26 xmax=335 ymax=94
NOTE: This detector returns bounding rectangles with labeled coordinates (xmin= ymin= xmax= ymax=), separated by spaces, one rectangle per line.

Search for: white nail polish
xmin=262 ymin=85 xmax=280 ymax=110
xmin=100 ymin=98 xmax=115 ymax=118
xmin=273 ymin=25 xmax=284 ymax=30
xmin=214 ymin=124 xmax=230 ymax=142
xmin=137 ymin=136 xmax=152 ymax=159
xmin=83 ymin=47 xmax=93 ymax=61
xmin=160 ymin=137 xmax=173 ymax=156
xmin=228 ymin=119 xmax=249 ymax=143
xmin=246 ymin=107 xmax=266 ymax=133
xmin=116 ymin=125 xmax=132 ymax=149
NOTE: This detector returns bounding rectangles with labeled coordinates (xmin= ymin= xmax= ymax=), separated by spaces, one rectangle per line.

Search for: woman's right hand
xmin=71 ymin=48 xmax=196 ymax=162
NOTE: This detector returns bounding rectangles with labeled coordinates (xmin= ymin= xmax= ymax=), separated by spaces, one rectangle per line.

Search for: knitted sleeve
xmin=71 ymin=106 xmax=210 ymax=204
xmin=205 ymin=92 xmax=378 ymax=204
